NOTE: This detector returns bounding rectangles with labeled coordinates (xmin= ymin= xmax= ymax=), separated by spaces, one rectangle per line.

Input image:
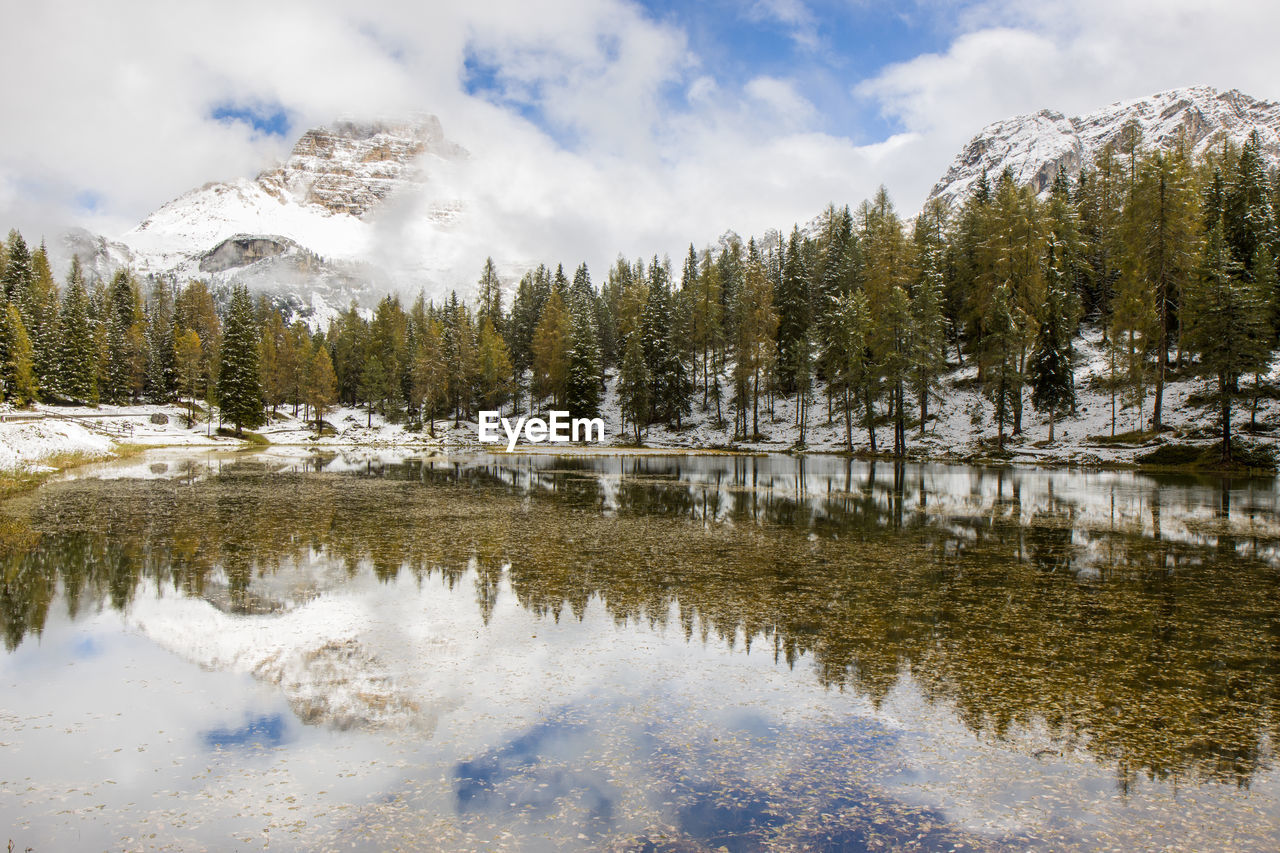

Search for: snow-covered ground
xmin=2 ymin=329 xmax=1277 ymax=472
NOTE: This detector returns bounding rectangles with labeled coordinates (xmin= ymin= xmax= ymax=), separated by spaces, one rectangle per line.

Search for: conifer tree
xmin=144 ymin=278 xmax=175 ymax=403
xmin=617 ymin=329 xmax=650 ymax=443
xmin=328 ymin=303 xmax=368 ymax=407
xmin=24 ymin=243 xmax=61 ymax=395
xmin=690 ymin=248 xmax=723 ymax=409
xmin=58 ymin=258 xmax=97 ymax=403
xmin=1123 ymin=144 xmax=1200 ymax=429
xmin=306 ymin=345 xmax=338 ymax=434
xmin=175 ymin=328 xmax=203 ymax=425
xmin=829 ymin=290 xmax=872 ymax=451
xmin=217 ymin=284 xmax=264 ymax=435
xmin=259 ymin=311 xmax=288 ymax=416
xmin=506 ymin=273 xmax=541 ymax=404
xmin=1 ymin=230 xmax=32 ymax=305
xmin=910 ymin=201 xmax=948 ymax=433
xmin=359 ymin=354 xmax=386 ymax=427
xmin=775 ymin=227 xmax=810 ymax=394
xmin=0 ymin=302 xmax=36 ymax=405
xmin=983 ymin=283 xmax=1021 ymax=450
xmin=532 ymin=289 xmax=570 ymax=410
xmin=733 ymin=241 xmax=778 ymax=439
xmin=1029 ymin=247 xmax=1078 ymax=442
xmin=476 ymin=316 xmax=514 ymax=413
xmin=1184 ymin=216 xmax=1272 ymax=462
xmin=174 ymin=280 xmax=220 ymax=410
xmin=103 ymin=270 xmax=144 ymax=403
xmin=411 ymin=316 xmax=447 ymax=435
xmin=477 ymin=257 xmax=504 ymax=334
xmin=1225 ymin=130 xmax=1277 ymax=275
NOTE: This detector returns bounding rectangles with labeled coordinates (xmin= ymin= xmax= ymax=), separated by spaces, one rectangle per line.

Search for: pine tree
xmin=617 ymin=329 xmax=650 ymax=443
xmin=829 ymin=290 xmax=871 ymax=451
xmin=103 ymin=270 xmax=144 ymax=403
xmin=910 ymin=201 xmax=948 ymax=434
xmin=359 ymin=354 xmax=386 ymax=427
xmin=775 ymin=227 xmax=810 ymax=394
xmin=733 ymin=242 xmax=778 ymax=439
xmin=477 ymin=257 xmax=504 ymax=333
xmin=217 ymin=284 xmax=264 ymax=435
xmin=144 ymin=278 xmax=175 ymax=403
xmin=1224 ymin=130 xmax=1277 ymax=275
xmin=0 ymin=303 xmax=37 ymax=405
xmin=58 ymin=258 xmax=97 ymax=403
xmin=411 ymin=316 xmax=447 ymax=435
xmin=564 ymin=280 xmax=602 ymax=419
xmin=1 ymin=230 xmax=32 ymax=305
xmin=982 ymin=283 xmax=1021 ymax=450
xmin=1029 ymin=247 xmax=1078 ymax=442
xmin=1183 ymin=216 xmax=1272 ymax=462
xmin=24 ymin=243 xmax=61 ymax=396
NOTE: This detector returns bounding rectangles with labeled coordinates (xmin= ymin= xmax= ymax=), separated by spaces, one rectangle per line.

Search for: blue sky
xmin=632 ymin=0 xmax=955 ymax=140
xmin=460 ymin=0 xmax=957 ymax=150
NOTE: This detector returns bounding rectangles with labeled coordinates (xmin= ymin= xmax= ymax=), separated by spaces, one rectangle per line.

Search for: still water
xmin=3 ymin=449 xmax=1280 ymax=852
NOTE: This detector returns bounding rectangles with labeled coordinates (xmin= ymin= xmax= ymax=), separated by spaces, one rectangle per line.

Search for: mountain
xmin=927 ymin=86 xmax=1280 ymax=209
xmin=102 ymin=116 xmax=470 ymax=320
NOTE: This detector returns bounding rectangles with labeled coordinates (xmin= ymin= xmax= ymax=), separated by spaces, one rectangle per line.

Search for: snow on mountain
xmin=112 ymin=115 xmax=469 ymax=312
xmin=928 ymin=86 xmax=1280 ymax=209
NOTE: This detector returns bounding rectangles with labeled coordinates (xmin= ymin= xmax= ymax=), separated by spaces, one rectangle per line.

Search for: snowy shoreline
xmin=3 ymin=333 xmax=1278 ymax=475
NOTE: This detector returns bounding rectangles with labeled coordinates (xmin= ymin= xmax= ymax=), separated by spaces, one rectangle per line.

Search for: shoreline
xmin=4 ymin=397 xmax=1276 ymax=479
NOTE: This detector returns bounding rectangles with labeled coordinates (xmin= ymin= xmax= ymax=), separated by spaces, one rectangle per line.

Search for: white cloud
xmin=857 ymin=0 xmax=1280 ymax=203
xmin=5 ymin=0 xmax=1280 ymax=295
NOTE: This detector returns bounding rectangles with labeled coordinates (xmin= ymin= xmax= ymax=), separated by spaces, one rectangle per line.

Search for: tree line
xmin=1 ymin=126 xmax=1278 ymax=458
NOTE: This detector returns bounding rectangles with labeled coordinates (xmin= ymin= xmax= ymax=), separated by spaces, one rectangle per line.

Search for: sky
xmin=4 ymin=0 xmax=1280 ymax=291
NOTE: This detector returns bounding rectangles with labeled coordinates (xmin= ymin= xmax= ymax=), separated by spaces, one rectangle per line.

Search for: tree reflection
xmin=3 ymin=455 xmax=1280 ymax=788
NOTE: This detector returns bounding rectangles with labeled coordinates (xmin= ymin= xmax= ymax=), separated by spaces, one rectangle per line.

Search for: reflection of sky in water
xmin=202 ymin=714 xmax=291 ymax=750
xmin=3 ymin=451 xmax=1280 ymax=850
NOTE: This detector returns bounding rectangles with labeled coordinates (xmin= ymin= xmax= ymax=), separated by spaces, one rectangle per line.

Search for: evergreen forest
xmin=2 ymin=128 xmax=1279 ymax=461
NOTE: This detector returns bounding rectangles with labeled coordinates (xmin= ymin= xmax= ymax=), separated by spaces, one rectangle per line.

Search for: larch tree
xmin=175 ymin=328 xmax=203 ymax=425
xmin=476 ymin=315 xmax=515 ymax=414
xmin=306 ymin=345 xmax=338 ymax=434
xmin=532 ymin=289 xmax=570 ymax=411
xmin=0 ymin=303 xmax=37 ymax=405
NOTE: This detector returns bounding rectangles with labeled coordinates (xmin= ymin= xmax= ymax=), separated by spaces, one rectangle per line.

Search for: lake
xmin=3 ymin=450 xmax=1280 ymax=851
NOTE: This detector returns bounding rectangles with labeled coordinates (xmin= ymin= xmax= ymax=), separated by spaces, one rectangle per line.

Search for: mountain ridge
xmin=927 ymin=86 xmax=1280 ymax=209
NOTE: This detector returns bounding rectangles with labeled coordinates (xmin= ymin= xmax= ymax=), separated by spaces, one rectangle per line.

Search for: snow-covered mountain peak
xmin=927 ymin=86 xmax=1280 ymax=209
xmin=122 ymin=114 xmax=468 ymax=278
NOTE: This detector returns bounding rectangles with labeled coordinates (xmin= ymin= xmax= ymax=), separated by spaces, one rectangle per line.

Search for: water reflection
xmin=3 ymin=450 xmax=1280 ymax=849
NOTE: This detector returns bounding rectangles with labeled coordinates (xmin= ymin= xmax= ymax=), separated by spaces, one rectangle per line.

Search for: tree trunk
xmin=1221 ymin=373 xmax=1232 ymax=462
xmin=752 ymin=367 xmax=759 ymax=440
xmin=863 ymin=386 xmax=876 ymax=453
xmin=843 ymin=388 xmax=853 ymax=452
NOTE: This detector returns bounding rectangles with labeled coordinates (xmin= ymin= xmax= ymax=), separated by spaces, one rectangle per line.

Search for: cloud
xmin=747 ymin=0 xmax=821 ymax=50
xmin=5 ymin=0 xmax=1280 ymax=296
